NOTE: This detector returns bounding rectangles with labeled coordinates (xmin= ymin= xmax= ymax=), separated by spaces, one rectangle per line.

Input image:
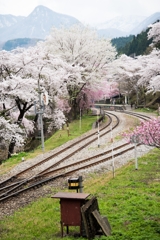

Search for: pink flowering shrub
xmin=123 ymin=118 xmax=160 ymax=148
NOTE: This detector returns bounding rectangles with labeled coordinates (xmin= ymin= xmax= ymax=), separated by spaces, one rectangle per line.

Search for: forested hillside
xmin=112 ymin=29 xmax=153 ymax=56
xmin=112 ymin=22 xmax=160 ymax=56
xmin=2 ymin=38 xmax=42 ymax=51
xmin=119 ymin=29 xmax=153 ymax=55
xmin=111 ymin=35 xmax=134 ymax=52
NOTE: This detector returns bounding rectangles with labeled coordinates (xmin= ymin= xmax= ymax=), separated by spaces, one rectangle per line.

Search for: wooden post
xmin=66 ymin=122 xmax=70 ymax=137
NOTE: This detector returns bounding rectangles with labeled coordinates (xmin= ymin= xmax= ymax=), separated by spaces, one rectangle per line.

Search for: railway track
xmin=0 ymin=111 xmax=151 ymax=202
xmin=0 ymin=141 xmax=140 ymax=202
xmin=121 ymin=110 xmax=151 ymax=121
xmin=0 ymin=113 xmax=114 ymax=186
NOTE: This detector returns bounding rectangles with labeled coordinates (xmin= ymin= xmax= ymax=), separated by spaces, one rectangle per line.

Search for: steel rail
xmin=0 ymin=113 xmax=112 ymax=188
xmin=0 ymin=113 xmax=120 ymax=200
xmin=0 ymin=142 xmax=140 ymax=202
xmin=0 ymin=111 xmax=150 ymax=202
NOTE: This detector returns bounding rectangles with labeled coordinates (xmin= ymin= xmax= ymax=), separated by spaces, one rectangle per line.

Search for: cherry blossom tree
xmin=137 ymin=21 xmax=160 ymax=93
xmin=78 ymin=81 xmax=120 ymax=109
xmin=123 ymin=118 xmax=160 ymax=148
xmin=148 ymin=21 xmax=160 ymax=46
xmin=1 ymin=40 xmax=95 ymax=155
xmin=0 ymin=49 xmax=39 ymax=156
xmin=0 ymin=46 xmax=70 ymax=156
xmin=137 ymin=49 xmax=160 ymax=94
xmin=0 ymin=117 xmax=25 ymax=149
xmin=105 ymin=20 xmax=160 ymax=106
xmin=106 ymin=54 xmax=145 ymax=104
xmin=42 ymin=24 xmax=117 ymax=119
xmin=0 ymin=45 xmax=74 ymax=122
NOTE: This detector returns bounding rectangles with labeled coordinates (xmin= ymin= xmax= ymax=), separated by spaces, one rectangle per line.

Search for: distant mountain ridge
xmin=0 ymin=5 xmax=160 ymax=50
xmin=95 ymin=15 xmax=146 ymax=33
xmin=97 ymin=12 xmax=160 ymax=38
xmin=130 ymin=12 xmax=160 ymax=35
xmin=0 ymin=5 xmax=81 ymax=42
xmin=97 ymin=28 xmax=128 ymax=39
xmin=0 ymin=14 xmax=25 ymax=28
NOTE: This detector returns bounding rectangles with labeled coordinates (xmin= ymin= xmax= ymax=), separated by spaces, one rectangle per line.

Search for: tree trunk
xmin=8 ymin=97 xmax=33 ymax=158
xmin=8 ymin=137 xmax=16 ymax=158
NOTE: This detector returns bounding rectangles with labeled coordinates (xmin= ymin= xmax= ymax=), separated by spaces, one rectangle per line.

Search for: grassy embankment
xmin=0 ymin=112 xmax=160 ymax=240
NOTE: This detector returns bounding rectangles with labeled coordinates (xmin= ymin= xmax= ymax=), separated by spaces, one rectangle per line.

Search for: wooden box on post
xmin=51 ymin=192 xmax=90 ymax=237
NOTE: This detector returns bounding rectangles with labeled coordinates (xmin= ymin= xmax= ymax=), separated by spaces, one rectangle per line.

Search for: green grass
xmin=0 ymin=148 xmax=160 ymax=240
xmin=0 ymin=114 xmax=97 ymax=175
xmin=135 ymin=108 xmax=157 ymax=114
xmin=44 ymin=114 xmax=97 ymax=151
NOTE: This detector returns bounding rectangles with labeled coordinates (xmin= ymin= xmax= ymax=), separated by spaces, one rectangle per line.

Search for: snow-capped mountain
xmin=130 ymin=12 xmax=160 ymax=35
xmin=0 ymin=14 xmax=25 ymax=29
xmin=96 ymin=13 xmax=160 ymax=38
xmin=95 ymin=15 xmax=146 ymax=33
xmin=97 ymin=28 xmax=128 ymax=39
xmin=0 ymin=5 xmax=81 ymax=42
xmin=0 ymin=5 xmax=160 ymax=46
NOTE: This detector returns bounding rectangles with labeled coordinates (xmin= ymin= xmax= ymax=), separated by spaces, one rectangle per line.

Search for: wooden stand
xmin=52 ymin=192 xmax=90 ymax=237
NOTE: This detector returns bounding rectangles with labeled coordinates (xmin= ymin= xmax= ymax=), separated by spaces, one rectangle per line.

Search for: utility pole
xmin=35 ymin=80 xmax=45 ymax=152
xmin=97 ymin=121 xmax=100 ymax=147
xmin=79 ymin=108 xmax=82 ymax=131
xmin=97 ymin=111 xmax=100 ymax=147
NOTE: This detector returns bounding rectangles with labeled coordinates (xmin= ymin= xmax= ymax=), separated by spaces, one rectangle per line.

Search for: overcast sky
xmin=0 ymin=0 xmax=160 ymax=24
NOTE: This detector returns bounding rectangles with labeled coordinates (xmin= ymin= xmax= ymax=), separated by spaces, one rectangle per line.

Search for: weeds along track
xmin=0 ymin=111 xmax=150 ymax=202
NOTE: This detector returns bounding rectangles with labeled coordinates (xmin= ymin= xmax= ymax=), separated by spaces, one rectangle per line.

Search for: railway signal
xmin=97 ymin=111 xmax=100 ymax=147
xmin=34 ymin=80 xmax=48 ymax=152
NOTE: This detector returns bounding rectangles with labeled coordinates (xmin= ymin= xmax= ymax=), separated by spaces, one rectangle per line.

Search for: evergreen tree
xmin=118 ymin=28 xmax=153 ymax=56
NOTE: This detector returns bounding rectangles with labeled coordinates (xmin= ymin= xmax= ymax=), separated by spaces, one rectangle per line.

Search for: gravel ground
xmin=0 ymin=111 xmax=155 ymax=219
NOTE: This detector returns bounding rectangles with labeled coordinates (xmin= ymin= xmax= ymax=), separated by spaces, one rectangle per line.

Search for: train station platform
xmin=94 ymin=104 xmax=133 ymax=112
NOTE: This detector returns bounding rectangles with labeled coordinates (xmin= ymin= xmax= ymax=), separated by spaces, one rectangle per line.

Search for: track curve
xmin=0 ymin=110 xmax=152 ymax=202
